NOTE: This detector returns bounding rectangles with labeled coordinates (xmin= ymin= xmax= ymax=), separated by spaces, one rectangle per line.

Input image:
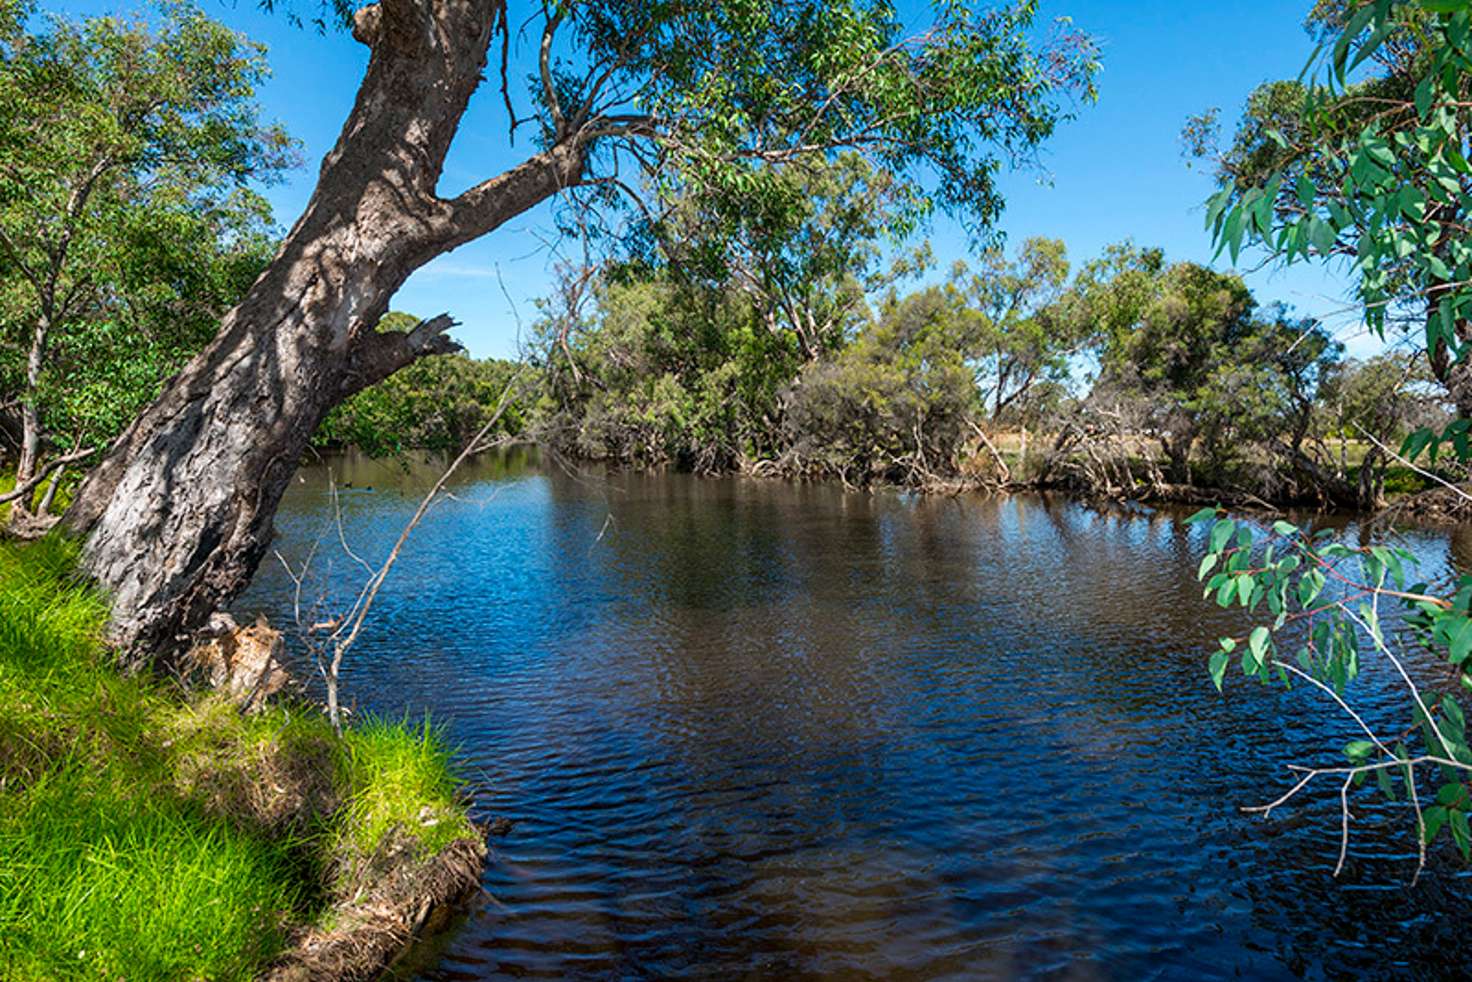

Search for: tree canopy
xmin=0 ymin=0 xmax=291 ymax=526
xmin=1189 ymin=0 xmax=1472 ymax=416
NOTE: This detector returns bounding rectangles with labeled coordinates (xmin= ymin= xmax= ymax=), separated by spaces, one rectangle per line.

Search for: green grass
xmin=0 ymin=536 xmax=476 ymax=980
xmin=334 ymin=716 xmax=470 ymax=859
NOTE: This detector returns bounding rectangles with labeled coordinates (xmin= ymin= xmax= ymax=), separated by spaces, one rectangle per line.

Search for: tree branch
xmin=540 ymin=6 xmax=566 ymax=137
xmin=0 ymin=447 xmax=95 ymax=506
xmin=340 ymin=313 xmax=462 ymax=399
xmin=434 ymin=139 xmax=587 ymax=248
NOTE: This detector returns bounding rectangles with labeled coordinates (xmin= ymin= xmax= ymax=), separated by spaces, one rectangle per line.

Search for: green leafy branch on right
xmin=1188 ymin=506 xmax=1472 ymax=878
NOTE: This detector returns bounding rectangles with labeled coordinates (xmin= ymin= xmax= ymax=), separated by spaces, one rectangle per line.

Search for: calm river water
xmin=238 ymin=449 xmax=1472 ymax=981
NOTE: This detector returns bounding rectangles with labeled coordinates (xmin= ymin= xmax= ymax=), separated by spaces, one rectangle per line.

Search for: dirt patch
xmin=263 ymin=831 xmax=487 ymax=982
xmin=169 ymin=716 xmax=342 ymax=833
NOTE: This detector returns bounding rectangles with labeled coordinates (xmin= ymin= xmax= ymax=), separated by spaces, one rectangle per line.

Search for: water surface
xmin=240 ymin=450 xmax=1472 ymax=980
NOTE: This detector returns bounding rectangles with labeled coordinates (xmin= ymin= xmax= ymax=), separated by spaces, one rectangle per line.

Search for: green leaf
xmin=1296 ymin=174 xmax=1316 ymax=208
xmin=1309 ymin=216 xmax=1336 ymax=254
xmin=1401 ymin=427 xmax=1435 ymax=462
xmin=1298 ymin=569 xmax=1326 ymax=609
xmin=1209 ymin=518 xmax=1235 ymax=554
xmin=1424 ymin=804 xmax=1450 ymax=844
xmin=1209 ymin=649 xmax=1229 ymax=692
xmin=1198 ymin=553 xmax=1219 ymax=581
xmin=1185 ymin=506 xmax=1218 ymax=525
xmin=1443 ymin=615 xmax=1472 ymax=665
xmin=1415 ymin=74 xmax=1435 ymax=118
xmin=1343 ymin=739 xmax=1376 ymax=761
xmin=1248 ymin=625 xmax=1270 ymax=670
xmin=1453 ymin=809 xmax=1472 ymax=860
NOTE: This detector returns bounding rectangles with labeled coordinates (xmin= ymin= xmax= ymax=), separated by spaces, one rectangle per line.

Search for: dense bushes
xmin=527 ymin=241 xmax=1451 ymax=503
xmin=533 ymin=276 xmax=809 ymax=472
xmin=783 ymin=288 xmax=979 ymax=487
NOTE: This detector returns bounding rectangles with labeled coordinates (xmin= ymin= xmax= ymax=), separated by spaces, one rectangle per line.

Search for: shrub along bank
xmin=0 ymin=536 xmax=479 ymax=981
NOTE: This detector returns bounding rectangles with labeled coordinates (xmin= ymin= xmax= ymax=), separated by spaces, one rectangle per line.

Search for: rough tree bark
xmin=63 ymin=0 xmax=587 ymax=666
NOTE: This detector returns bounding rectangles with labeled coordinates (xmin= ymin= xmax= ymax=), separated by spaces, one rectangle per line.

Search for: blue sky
xmin=57 ymin=0 xmax=1372 ymax=359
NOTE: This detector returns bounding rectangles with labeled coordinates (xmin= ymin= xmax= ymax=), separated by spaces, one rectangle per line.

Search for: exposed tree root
xmin=1373 ymin=482 xmax=1472 ymax=527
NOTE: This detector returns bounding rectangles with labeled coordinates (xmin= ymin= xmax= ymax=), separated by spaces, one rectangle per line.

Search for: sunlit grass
xmin=336 ymin=716 xmax=475 ymax=859
xmin=0 ymin=535 xmax=475 ymax=979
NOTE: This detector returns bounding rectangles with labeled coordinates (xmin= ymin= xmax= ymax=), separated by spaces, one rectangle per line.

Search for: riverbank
xmin=536 ymin=436 xmax=1443 ymax=518
xmin=0 ymin=536 xmax=484 ymax=980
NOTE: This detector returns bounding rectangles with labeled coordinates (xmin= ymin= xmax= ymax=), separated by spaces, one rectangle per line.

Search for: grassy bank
xmin=0 ymin=536 xmax=476 ymax=980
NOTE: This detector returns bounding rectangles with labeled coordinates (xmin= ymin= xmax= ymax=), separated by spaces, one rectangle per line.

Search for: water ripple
xmin=237 ymin=452 xmax=1472 ymax=981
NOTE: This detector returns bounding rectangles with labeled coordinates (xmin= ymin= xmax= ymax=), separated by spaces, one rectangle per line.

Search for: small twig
xmin=1335 ymin=773 xmax=1354 ymax=877
xmin=1354 ymin=422 xmax=1472 ymax=505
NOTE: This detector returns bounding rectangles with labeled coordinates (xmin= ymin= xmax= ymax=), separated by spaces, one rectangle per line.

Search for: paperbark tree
xmin=61 ymin=0 xmax=1100 ymax=664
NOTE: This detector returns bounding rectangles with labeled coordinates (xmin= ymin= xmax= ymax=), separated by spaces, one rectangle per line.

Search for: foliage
xmin=1186 ymin=0 xmax=1472 ymax=876
xmin=540 ymin=232 xmax=1443 ymax=502
xmin=1188 ymin=507 xmax=1472 ymax=872
xmin=633 ymin=153 xmax=922 ymax=362
xmin=1190 ymin=0 xmax=1472 ymax=414
xmin=0 ymin=536 xmax=473 ymax=977
xmin=0 ymin=0 xmax=291 ymax=508
xmin=535 ymin=272 xmax=806 ymax=472
xmin=1316 ymin=352 xmax=1448 ymax=452
xmin=785 ymin=285 xmax=981 ymax=486
xmin=1065 ymin=244 xmax=1344 ymax=490
xmin=954 ymin=236 xmax=1080 ymax=421
xmin=552 ymin=0 xmax=1099 ymax=244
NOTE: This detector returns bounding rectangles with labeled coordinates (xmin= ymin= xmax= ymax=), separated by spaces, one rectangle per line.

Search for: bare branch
xmin=0 ymin=447 xmax=95 ymax=505
xmin=436 ymin=141 xmax=587 ymax=249
xmin=540 ymin=6 xmax=566 ymax=137
xmin=341 ymin=313 xmax=463 ymax=398
xmin=315 ymin=370 xmax=525 ymax=731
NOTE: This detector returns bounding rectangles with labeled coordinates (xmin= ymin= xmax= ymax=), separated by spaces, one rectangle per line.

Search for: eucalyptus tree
xmin=1068 ymin=245 xmax=1257 ymax=482
xmin=645 ymin=153 xmax=928 ymax=363
xmin=786 ymin=284 xmax=980 ymax=488
xmin=61 ymin=0 xmax=1101 ymax=661
xmin=0 ymin=1 xmax=289 ymax=531
xmin=1187 ymin=0 xmax=1472 ymax=414
xmin=957 ymin=236 xmax=1078 ymax=422
xmin=1058 ymin=244 xmax=1346 ymax=496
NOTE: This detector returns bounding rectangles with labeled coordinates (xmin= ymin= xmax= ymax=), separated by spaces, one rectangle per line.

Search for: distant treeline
xmin=310 ymin=313 xmax=526 ymax=458
xmin=517 ymin=240 xmax=1448 ymax=511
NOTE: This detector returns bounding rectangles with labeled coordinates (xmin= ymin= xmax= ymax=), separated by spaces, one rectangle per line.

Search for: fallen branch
xmin=318 ymin=373 xmax=523 ymax=732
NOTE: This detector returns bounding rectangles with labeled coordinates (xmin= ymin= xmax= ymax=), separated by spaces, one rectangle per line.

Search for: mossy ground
xmin=0 ymin=536 xmax=476 ymax=980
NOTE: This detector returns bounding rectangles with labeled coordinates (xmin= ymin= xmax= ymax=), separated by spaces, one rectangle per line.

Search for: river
xmin=238 ymin=448 xmax=1472 ymax=980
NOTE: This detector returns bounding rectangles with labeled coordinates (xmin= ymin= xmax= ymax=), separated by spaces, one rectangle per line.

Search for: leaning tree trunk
xmin=63 ymin=0 xmax=586 ymax=667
